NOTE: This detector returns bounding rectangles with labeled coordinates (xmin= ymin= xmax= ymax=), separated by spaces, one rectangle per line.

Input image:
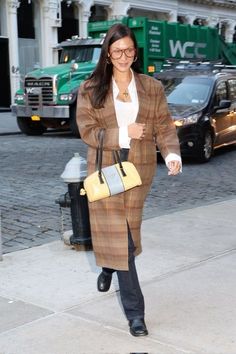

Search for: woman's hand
xmin=128 ymin=123 xmax=146 ymax=140
xmin=167 ymin=160 xmax=182 ymax=176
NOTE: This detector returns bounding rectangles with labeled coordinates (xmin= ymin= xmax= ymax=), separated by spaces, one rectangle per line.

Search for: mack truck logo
xmin=169 ymin=40 xmax=207 ymax=59
xmin=25 ymin=80 xmax=52 ymax=87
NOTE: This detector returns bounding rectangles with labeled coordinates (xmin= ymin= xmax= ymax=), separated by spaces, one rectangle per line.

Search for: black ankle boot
xmin=97 ymin=271 xmax=112 ymax=292
xmin=129 ymin=318 xmax=148 ymax=337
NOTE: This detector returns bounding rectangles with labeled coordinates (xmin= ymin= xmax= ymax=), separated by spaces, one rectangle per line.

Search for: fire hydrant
xmin=59 ymin=152 xmax=92 ymax=250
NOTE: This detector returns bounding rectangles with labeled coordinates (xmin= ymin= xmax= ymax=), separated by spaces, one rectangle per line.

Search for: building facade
xmin=1 ymin=0 xmax=236 ymax=107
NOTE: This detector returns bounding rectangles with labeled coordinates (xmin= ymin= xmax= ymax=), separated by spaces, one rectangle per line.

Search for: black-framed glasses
xmin=109 ymin=47 xmax=136 ymax=60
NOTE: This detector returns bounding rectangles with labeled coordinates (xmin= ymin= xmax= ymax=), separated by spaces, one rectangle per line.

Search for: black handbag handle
xmin=112 ymin=151 xmax=127 ymax=177
xmin=95 ymin=129 xmax=127 ymax=184
xmin=95 ymin=129 xmax=105 ymax=184
xmin=95 ymin=129 xmax=104 ymax=170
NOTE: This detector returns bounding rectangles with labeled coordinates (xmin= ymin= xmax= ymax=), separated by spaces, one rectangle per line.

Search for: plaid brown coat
xmin=76 ymin=73 xmax=180 ymax=270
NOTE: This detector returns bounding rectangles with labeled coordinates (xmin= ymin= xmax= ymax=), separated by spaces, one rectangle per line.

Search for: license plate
xmin=31 ymin=115 xmax=41 ymax=121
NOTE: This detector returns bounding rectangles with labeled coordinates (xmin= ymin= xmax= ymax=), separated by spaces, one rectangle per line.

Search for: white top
xmin=112 ymin=71 xmax=182 ymax=168
xmin=113 ymin=70 xmax=139 ymax=149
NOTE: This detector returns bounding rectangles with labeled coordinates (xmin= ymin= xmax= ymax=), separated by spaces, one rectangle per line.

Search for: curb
xmin=0 ymin=132 xmax=22 ymax=136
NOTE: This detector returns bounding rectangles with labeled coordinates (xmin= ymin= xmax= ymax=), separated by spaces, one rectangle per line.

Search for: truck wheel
xmin=17 ymin=117 xmax=46 ymax=136
xmin=69 ymin=105 xmax=80 ymax=137
xmin=198 ymin=130 xmax=213 ymax=162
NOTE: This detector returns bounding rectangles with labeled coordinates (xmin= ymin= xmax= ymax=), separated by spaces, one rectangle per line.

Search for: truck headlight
xmin=15 ymin=94 xmax=25 ymax=102
xmin=59 ymin=94 xmax=74 ymax=101
xmin=174 ymin=112 xmax=201 ymax=127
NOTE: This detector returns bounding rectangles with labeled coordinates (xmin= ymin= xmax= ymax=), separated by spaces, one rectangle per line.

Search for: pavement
xmin=0 ymin=198 xmax=236 ymax=354
xmin=0 ymin=111 xmax=21 ymax=135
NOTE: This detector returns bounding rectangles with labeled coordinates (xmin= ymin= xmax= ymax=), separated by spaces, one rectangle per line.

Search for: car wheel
xmin=17 ymin=117 xmax=46 ymax=135
xmin=198 ymin=130 xmax=213 ymax=162
xmin=69 ymin=105 xmax=80 ymax=137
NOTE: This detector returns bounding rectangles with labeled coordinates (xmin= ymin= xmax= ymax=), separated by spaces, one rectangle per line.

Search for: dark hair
xmin=84 ymin=23 xmax=141 ymax=109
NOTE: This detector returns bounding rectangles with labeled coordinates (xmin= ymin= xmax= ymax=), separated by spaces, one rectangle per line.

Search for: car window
xmin=228 ymin=79 xmax=236 ymax=101
xmin=166 ymin=78 xmax=211 ymax=106
xmin=214 ymin=81 xmax=227 ymax=106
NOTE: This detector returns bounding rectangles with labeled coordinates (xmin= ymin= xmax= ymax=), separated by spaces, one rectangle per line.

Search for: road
xmin=1 ymin=127 xmax=236 ymax=254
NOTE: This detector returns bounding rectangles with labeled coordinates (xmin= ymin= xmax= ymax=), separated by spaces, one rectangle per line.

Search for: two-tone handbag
xmin=83 ymin=129 xmax=142 ymax=202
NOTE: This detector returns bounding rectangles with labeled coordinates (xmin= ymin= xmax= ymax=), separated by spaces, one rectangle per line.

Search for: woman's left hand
xmin=167 ymin=160 xmax=182 ymax=176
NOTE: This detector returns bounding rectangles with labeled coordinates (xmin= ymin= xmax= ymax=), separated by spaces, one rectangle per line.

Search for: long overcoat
xmin=76 ymin=73 xmax=180 ymax=270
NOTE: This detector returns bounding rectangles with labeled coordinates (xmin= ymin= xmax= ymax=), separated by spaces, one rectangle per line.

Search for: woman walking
xmin=76 ymin=23 xmax=181 ymax=336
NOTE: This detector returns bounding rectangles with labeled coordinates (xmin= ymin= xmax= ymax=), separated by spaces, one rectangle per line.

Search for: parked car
xmin=155 ymin=63 xmax=236 ymax=162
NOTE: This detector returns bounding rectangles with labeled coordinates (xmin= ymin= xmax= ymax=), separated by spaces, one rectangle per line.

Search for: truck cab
xmin=11 ymin=37 xmax=103 ymax=136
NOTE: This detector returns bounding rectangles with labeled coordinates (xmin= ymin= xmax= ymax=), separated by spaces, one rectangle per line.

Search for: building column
xmin=40 ymin=0 xmax=61 ymax=67
xmin=185 ymin=15 xmax=196 ymax=25
xmin=108 ymin=1 xmax=129 ymax=19
xmin=207 ymin=17 xmax=219 ymax=28
xmin=7 ymin=0 xmax=20 ymax=103
xmin=76 ymin=0 xmax=93 ymax=38
xmin=79 ymin=10 xmax=91 ymax=37
xmin=168 ymin=11 xmax=177 ymax=23
xmin=225 ymin=20 xmax=235 ymax=43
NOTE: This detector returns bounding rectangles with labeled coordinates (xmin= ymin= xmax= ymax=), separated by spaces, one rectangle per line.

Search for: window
xmin=214 ymin=81 xmax=227 ymax=106
xmin=60 ymin=46 xmax=101 ymax=64
xmin=165 ymin=77 xmax=211 ymax=106
xmin=228 ymin=79 xmax=236 ymax=101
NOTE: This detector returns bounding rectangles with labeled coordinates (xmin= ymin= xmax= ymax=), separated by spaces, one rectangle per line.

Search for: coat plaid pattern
xmin=76 ymin=73 xmax=180 ymax=270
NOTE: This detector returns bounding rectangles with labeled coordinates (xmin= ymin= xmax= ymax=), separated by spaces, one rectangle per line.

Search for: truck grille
xmin=25 ymin=77 xmax=54 ymax=106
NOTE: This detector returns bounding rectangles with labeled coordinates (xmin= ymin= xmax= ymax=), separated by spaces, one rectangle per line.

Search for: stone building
xmin=1 ymin=0 xmax=236 ymax=107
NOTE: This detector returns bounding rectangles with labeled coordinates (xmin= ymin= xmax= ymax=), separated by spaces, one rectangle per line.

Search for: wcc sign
xmin=169 ymin=40 xmax=207 ymax=59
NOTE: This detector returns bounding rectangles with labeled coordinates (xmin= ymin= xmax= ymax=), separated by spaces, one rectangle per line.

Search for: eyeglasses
xmin=109 ymin=47 xmax=136 ymax=60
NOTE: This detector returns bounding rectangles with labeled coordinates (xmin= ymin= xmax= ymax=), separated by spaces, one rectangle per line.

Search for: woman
xmin=76 ymin=23 xmax=181 ymax=337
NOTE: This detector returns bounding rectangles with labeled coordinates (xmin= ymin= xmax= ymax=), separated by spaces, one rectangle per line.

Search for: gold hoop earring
xmin=133 ymin=56 xmax=137 ymax=63
xmin=106 ymin=57 xmax=111 ymax=64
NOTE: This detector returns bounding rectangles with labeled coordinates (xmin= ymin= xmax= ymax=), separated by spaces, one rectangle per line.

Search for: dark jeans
xmin=102 ymin=226 xmax=145 ymax=321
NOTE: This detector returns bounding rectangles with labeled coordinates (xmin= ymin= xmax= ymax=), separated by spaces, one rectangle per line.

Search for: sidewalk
xmin=0 ymin=112 xmax=21 ymax=135
xmin=0 ymin=198 xmax=236 ymax=354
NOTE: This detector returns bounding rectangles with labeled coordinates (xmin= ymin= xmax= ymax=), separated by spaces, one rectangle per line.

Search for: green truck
xmin=11 ymin=16 xmax=236 ymax=136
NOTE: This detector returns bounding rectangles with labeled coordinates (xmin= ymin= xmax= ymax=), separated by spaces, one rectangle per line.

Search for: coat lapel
xmin=103 ymin=87 xmax=118 ymax=128
xmin=134 ymin=73 xmax=150 ymax=123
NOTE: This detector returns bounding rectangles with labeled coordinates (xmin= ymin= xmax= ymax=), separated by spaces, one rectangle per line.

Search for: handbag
xmin=83 ymin=129 xmax=142 ymax=202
